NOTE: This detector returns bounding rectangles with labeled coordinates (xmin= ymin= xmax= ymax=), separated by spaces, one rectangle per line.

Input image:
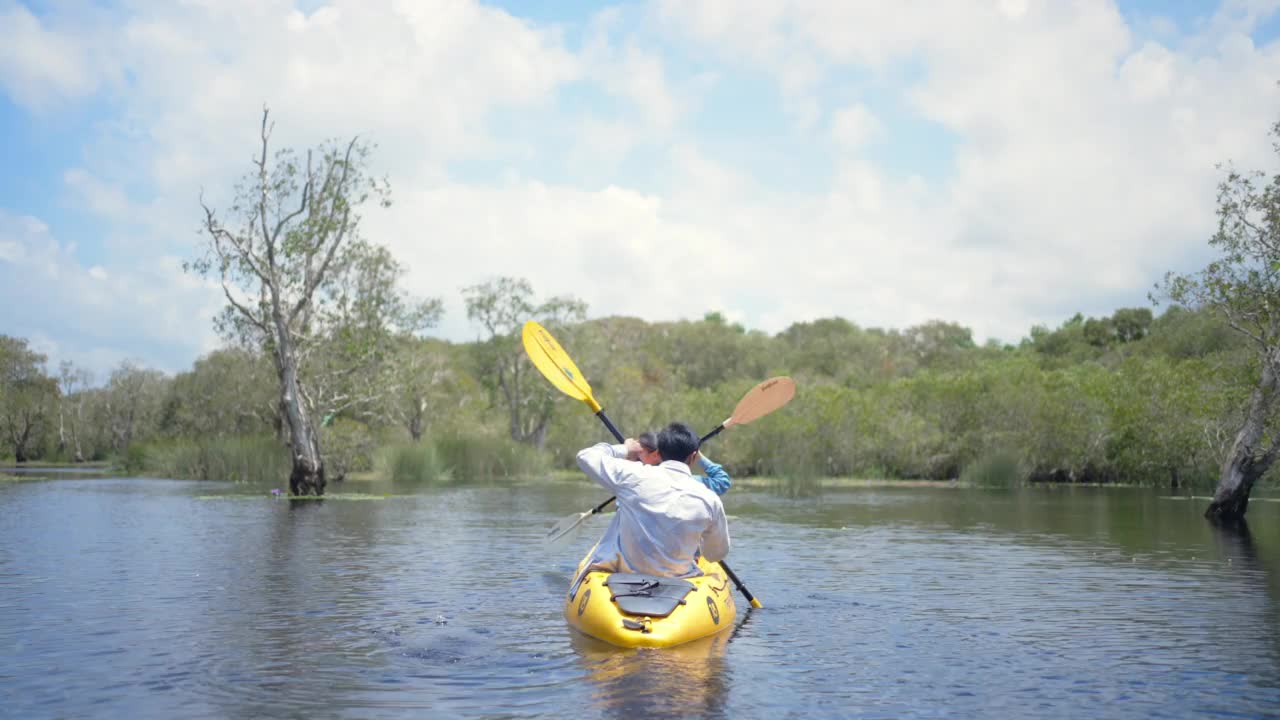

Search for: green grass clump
xmin=433 ymin=432 xmax=550 ymax=480
xmin=959 ymin=451 xmax=1024 ymax=488
xmin=379 ymin=432 xmax=549 ymax=484
xmin=379 ymin=442 xmax=449 ymax=484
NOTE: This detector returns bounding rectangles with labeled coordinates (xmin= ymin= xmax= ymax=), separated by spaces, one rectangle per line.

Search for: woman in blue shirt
xmin=633 ymin=430 xmax=732 ymax=496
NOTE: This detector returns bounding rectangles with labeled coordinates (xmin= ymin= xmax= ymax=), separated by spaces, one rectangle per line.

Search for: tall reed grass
xmin=140 ymin=437 xmax=291 ymax=484
xmin=381 ymin=433 xmax=550 ymax=484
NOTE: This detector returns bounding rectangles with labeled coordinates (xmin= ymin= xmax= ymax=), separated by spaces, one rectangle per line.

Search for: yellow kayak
xmin=564 ymin=553 xmax=737 ymax=648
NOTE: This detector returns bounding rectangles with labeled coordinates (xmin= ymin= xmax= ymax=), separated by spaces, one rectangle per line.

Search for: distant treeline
xmin=0 ymin=302 xmax=1254 ymax=489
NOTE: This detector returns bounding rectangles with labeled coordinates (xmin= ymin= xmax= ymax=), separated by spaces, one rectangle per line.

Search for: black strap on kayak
xmin=610 ymin=579 xmax=661 ymax=598
xmin=621 ymin=618 xmax=652 ymax=633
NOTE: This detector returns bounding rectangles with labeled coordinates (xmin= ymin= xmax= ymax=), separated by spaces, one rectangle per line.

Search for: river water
xmin=2 ymin=471 xmax=1278 ymax=719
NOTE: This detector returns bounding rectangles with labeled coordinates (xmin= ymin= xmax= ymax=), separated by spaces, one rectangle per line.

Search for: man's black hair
xmin=657 ymin=422 xmax=699 ymax=463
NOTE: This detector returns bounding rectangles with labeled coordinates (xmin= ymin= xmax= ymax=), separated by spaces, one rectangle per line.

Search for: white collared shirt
xmin=575 ymin=442 xmax=730 ymax=578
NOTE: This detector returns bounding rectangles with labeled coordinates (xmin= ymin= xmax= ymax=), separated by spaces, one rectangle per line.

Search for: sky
xmin=3 ymin=0 xmax=1280 ymax=380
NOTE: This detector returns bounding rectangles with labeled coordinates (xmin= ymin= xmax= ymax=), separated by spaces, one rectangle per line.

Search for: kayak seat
xmin=604 ymin=573 xmax=697 ymax=618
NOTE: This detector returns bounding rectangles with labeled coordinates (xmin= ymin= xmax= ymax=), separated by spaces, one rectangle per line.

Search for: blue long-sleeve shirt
xmin=695 ymin=455 xmax=732 ymax=496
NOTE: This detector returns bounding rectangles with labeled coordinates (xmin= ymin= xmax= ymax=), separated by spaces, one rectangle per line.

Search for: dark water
xmin=2 ymin=474 xmax=1279 ymax=719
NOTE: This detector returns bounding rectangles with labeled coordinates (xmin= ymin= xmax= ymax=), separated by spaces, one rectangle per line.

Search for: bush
xmin=379 ymin=442 xmax=448 ymax=484
xmin=433 ymin=432 xmax=550 ymax=480
xmin=123 ymin=443 xmax=149 ymax=474
xmin=320 ymin=418 xmax=377 ymax=481
xmin=379 ymin=432 xmax=550 ymax=484
xmin=959 ymin=451 xmax=1023 ymax=488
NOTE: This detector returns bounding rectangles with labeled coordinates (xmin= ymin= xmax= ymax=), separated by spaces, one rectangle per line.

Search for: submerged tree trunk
xmin=1205 ymin=362 xmax=1279 ymax=525
xmin=71 ymin=403 xmax=84 ymax=463
xmin=11 ymin=416 xmax=33 ymax=463
xmin=276 ymin=331 xmax=325 ymax=497
xmin=408 ymin=405 xmax=424 ymax=442
xmin=71 ymin=402 xmax=84 ymax=463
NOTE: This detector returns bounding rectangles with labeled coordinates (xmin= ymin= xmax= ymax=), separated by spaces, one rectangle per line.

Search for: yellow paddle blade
xmin=727 ymin=376 xmax=796 ymax=427
xmin=522 ymin=320 xmax=601 ymax=411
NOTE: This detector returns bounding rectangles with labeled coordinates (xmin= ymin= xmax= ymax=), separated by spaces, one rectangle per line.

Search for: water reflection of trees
xmin=205 ymin=498 xmax=390 ymax=716
xmin=1209 ymin=521 xmax=1280 ymax=625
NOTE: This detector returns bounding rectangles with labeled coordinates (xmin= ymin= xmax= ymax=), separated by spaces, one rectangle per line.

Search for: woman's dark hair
xmin=657 ymin=422 xmax=699 ymax=462
xmin=637 ymin=431 xmax=658 ymax=452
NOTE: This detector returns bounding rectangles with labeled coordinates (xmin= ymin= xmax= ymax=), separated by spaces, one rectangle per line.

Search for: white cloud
xmin=652 ymin=0 xmax=1280 ymax=340
xmin=90 ymin=0 xmax=581 ymax=194
xmin=0 ymin=2 xmax=107 ymax=108
xmin=0 ymin=209 xmax=222 ymax=376
xmin=830 ymin=104 xmax=882 ymax=150
xmin=5 ymin=0 xmax=1280 ymax=375
xmin=64 ymin=169 xmax=131 ymax=222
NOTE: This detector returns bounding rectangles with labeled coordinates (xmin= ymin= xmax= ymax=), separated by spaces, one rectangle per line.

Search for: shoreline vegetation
xmin=0 ymin=301 xmax=1263 ymax=496
xmin=0 ymin=298 xmax=1264 ymax=491
xmin=11 ymin=463 xmax=1278 ymax=501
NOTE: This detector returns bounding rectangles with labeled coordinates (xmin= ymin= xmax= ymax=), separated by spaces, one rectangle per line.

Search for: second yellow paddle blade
xmin=522 ymin=320 xmax=595 ymax=404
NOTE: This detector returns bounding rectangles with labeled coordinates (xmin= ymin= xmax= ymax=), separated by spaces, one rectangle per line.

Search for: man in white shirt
xmin=575 ymin=422 xmax=730 ymax=579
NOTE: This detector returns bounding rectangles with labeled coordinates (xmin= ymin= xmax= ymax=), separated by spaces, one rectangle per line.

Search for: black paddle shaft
xmin=699 ymin=424 xmax=726 ymax=445
xmin=596 ymin=410 xmax=624 ymax=443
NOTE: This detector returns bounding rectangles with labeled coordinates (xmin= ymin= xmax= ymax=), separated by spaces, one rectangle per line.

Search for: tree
xmin=190 ymin=109 xmax=425 ymax=495
xmin=1083 ymin=317 xmax=1114 ymax=347
xmin=161 ymin=348 xmax=276 ymax=439
xmin=0 ymin=336 xmax=56 ymax=462
xmin=303 ymin=244 xmax=442 ymax=430
xmin=463 ymin=277 xmax=586 ymax=448
xmin=384 ymin=337 xmax=468 ymax=442
xmin=657 ymin=316 xmax=770 ymax=389
xmin=1112 ymin=307 xmax=1153 ymax=343
xmin=903 ymin=320 xmax=977 ymax=371
xmin=57 ymin=361 xmax=93 ymax=462
xmin=1159 ymin=117 xmax=1280 ymax=523
xmin=103 ymin=361 xmax=168 ymax=457
xmin=777 ymin=317 xmax=888 ymax=383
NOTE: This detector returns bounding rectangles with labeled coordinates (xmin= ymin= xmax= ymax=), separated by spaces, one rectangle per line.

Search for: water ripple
xmin=1 ymin=482 xmax=1279 ymax=718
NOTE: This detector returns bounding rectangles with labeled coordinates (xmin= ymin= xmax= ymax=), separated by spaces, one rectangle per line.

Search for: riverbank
xmin=0 ymin=461 xmax=111 ymax=469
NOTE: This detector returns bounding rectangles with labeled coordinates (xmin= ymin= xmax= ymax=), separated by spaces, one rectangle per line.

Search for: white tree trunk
xmin=1206 ymin=356 xmax=1279 ymax=524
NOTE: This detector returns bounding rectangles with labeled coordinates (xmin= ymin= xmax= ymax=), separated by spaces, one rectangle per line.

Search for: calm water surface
xmin=2 ymin=473 xmax=1279 ymax=719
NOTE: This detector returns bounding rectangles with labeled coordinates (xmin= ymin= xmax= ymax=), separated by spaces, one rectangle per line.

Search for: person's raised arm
xmin=576 ymin=441 xmax=637 ymax=494
xmin=696 ymin=453 xmax=732 ymax=496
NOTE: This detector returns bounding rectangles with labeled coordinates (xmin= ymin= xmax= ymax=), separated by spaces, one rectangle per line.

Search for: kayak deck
xmin=564 ymin=555 xmax=736 ymax=648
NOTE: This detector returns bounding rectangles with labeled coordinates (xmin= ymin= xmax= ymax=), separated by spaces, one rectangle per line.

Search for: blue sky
xmin=2 ymin=0 xmax=1280 ymax=380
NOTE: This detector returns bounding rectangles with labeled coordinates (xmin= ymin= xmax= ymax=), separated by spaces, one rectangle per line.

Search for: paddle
xmin=523 ymin=320 xmax=770 ymax=609
xmin=699 ymin=377 xmax=796 ymax=444
xmin=522 ymin=320 xmax=624 ymax=443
